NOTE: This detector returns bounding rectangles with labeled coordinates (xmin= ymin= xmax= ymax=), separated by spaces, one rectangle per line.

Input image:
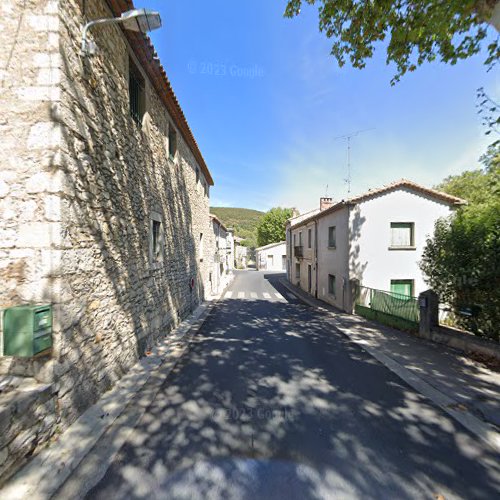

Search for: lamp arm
xmin=81 ymin=17 xmax=128 ymax=54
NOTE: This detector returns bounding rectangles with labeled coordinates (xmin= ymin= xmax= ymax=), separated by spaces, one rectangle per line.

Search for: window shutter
xmin=391 ymin=223 xmax=412 ymax=246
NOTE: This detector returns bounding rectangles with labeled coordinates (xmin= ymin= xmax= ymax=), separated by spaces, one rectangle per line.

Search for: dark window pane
xmin=129 ymin=59 xmax=145 ymax=126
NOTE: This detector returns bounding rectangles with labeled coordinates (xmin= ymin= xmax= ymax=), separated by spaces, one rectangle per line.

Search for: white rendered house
xmin=256 ymin=241 xmax=287 ymax=272
xmin=209 ymin=215 xmax=234 ymax=294
xmin=286 ymin=180 xmax=465 ymax=311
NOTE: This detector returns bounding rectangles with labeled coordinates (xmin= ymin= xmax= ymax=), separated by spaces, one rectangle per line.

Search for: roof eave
xmin=105 ymin=1 xmax=214 ymax=186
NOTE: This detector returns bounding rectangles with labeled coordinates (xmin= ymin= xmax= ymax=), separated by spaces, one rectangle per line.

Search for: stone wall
xmin=53 ymin=0 xmax=213 ymax=424
xmin=419 ymin=291 xmax=500 ymax=362
xmin=0 ymin=0 xmax=64 ymax=310
xmin=0 ymin=378 xmax=57 ymax=483
xmin=1 ymin=0 xmax=213 ymax=436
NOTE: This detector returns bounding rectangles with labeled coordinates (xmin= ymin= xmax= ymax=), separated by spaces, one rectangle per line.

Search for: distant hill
xmin=210 ymin=207 xmax=264 ymax=248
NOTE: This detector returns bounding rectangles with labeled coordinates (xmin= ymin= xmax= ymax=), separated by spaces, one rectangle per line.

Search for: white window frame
xmin=389 ymin=222 xmax=415 ymax=249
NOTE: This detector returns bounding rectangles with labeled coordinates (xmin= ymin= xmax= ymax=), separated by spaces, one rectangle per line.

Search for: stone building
xmin=0 ymin=0 xmax=214 ymax=479
xmin=286 ymin=180 xmax=465 ymax=311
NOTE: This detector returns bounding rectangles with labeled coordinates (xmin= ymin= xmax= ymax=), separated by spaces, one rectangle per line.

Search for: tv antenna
xmin=333 ymin=128 xmax=375 ymax=195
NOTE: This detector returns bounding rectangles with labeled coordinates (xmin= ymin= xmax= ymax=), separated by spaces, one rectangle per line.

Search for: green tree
xmin=257 ymin=207 xmax=294 ymax=247
xmin=284 ymin=0 xmax=500 ymax=84
xmin=420 ymin=161 xmax=500 ymax=340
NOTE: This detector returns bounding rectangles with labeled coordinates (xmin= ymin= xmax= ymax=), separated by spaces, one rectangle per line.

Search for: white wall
xmin=289 ymin=222 xmax=317 ymax=295
xmin=317 ymin=207 xmax=350 ymax=310
xmin=256 ymin=242 xmax=287 ymax=271
xmin=210 ymin=221 xmax=233 ymax=295
xmin=350 ymin=189 xmax=454 ymax=296
xmin=235 ymin=245 xmax=248 ymax=268
xmin=226 ymin=232 xmax=235 ymax=271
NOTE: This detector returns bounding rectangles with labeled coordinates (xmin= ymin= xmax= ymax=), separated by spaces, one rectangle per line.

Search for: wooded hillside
xmin=210 ymin=207 xmax=264 ymax=248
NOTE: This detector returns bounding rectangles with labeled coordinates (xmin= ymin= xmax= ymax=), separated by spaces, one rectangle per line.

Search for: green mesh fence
xmin=357 ymin=286 xmax=419 ymax=323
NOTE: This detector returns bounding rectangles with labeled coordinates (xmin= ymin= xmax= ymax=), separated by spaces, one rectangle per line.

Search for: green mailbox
xmin=2 ymin=305 xmax=52 ymax=357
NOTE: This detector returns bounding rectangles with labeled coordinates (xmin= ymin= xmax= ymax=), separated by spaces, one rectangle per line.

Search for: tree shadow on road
xmin=86 ymin=276 xmax=500 ymax=499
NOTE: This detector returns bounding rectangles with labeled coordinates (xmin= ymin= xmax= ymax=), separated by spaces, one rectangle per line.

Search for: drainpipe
xmin=314 ymin=220 xmax=318 ymax=298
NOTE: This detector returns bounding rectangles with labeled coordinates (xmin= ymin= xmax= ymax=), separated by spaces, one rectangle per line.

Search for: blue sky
xmin=141 ymin=0 xmax=498 ymax=212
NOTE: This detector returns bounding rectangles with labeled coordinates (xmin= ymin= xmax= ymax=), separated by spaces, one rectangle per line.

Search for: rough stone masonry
xmin=0 ymin=0 xmax=214 ymax=480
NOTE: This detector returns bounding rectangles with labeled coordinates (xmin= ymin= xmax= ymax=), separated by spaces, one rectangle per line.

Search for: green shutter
xmin=390 ymin=280 xmax=413 ymax=297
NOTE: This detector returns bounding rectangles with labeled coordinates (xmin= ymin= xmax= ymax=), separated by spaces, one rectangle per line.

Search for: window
xmin=199 ymin=232 xmax=204 ymax=262
xmin=308 ymin=228 xmax=312 ymax=248
xmin=168 ymin=123 xmax=177 ymax=159
xmin=295 ymin=263 xmax=300 ymax=279
xmin=328 ymin=274 xmax=336 ymax=296
xmin=152 ymin=221 xmax=161 ymax=260
xmin=328 ymin=226 xmax=336 ymax=248
xmin=150 ymin=213 xmax=163 ymax=265
xmin=268 ymin=255 xmax=274 ymax=267
xmin=390 ymin=279 xmax=414 ymax=297
xmin=299 ymin=232 xmax=303 ymax=246
xmin=390 ymin=222 xmax=414 ymax=248
xmin=196 ymin=167 xmax=200 ymax=184
xmin=129 ymin=58 xmax=145 ymax=126
xmin=293 ymin=233 xmax=297 ymax=246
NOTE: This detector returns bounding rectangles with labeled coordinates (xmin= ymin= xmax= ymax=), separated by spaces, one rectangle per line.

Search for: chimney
xmin=320 ymin=197 xmax=334 ymax=211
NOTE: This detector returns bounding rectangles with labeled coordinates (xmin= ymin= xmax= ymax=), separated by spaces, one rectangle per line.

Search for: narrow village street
xmin=55 ymin=271 xmax=500 ymax=499
xmin=1 ymin=2 xmax=499 ymax=498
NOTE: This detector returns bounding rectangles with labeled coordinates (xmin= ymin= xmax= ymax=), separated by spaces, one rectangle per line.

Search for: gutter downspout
xmin=314 ymin=220 xmax=319 ymax=299
xmin=346 ymin=204 xmax=352 ymax=313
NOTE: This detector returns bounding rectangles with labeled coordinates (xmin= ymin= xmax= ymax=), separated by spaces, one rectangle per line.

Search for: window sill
xmin=388 ymin=246 xmax=416 ymax=251
xmin=328 ymin=246 xmax=336 ymax=250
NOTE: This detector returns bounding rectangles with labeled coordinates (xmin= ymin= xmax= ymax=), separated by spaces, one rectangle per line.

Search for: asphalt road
xmin=84 ymin=271 xmax=500 ymax=499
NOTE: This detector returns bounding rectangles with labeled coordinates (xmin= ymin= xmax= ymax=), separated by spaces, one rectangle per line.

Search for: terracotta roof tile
xmin=106 ymin=1 xmax=214 ymax=185
xmin=291 ymin=179 xmax=466 ymax=230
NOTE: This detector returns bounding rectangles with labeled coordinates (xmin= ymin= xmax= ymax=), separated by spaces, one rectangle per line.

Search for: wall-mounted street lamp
xmin=81 ymin=8 xmax=162 ymax=56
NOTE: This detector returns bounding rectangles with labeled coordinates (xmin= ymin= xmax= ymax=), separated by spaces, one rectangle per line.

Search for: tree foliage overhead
xmin=285 ymin=0 xmax=500 ymax=83
xmin=257 ymin=207 xmax=294 ymax=247
xmin=420 ymin=159 xmax=500 ymax=340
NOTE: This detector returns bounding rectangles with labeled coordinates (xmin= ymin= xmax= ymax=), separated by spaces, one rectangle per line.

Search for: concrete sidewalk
xmin=280 ymin=278 xmax=500 ymax=453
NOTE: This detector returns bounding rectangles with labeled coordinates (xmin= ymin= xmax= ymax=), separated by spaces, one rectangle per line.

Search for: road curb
xmin=279 ymin=278 xmax=500 ymax=455
xmin=0 ymin=284 xmax=230 ymax=500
